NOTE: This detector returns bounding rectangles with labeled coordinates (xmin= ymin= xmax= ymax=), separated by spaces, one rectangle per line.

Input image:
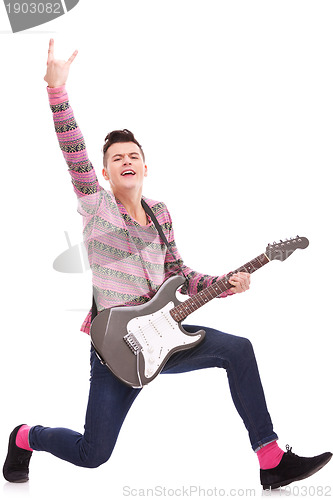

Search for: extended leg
xmin=26 ymin=347 xmax=141 ymax=468
xmin=161 ymin=324 xmax=332 ymax=489
xmin=162 ymin=324 xmax=277 ymax=450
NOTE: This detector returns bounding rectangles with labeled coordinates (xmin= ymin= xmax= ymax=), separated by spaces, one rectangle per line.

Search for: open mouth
xmin=121 ymin=169 xmax=136 ymax=176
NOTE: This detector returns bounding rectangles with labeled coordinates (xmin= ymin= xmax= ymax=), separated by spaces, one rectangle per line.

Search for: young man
xmin=3 ymin=39 xmax=331 ymax=488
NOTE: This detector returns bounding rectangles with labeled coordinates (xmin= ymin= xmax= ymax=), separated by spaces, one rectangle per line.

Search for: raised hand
xmin=44 ymin=39 xmax=78 ymax=88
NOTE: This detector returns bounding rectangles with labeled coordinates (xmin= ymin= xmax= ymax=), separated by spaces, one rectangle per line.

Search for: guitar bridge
xmin=124 ymin=332 xmax=143 ymax=355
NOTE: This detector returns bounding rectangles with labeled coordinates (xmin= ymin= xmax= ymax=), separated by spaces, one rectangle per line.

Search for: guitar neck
xmin=170 ymin=252 xmax=270 ymax=323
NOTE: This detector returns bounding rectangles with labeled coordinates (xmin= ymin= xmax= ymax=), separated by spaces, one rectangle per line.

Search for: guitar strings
xmin=129 ymin=239 xmax=305 ymax=380
xmin=172 ymin=254 xmax=268 ymax=320
xmin=128 ymin=254 xmax=267 ymax=375
xmin=128 ymin=254 xmax=269 ymax=380
xmin=129 ymin=254 xmax=266 ymax=346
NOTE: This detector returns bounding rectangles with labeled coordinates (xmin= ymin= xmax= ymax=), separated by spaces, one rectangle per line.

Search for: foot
xmin=3 ymin=425 xmax=33 ymax=483
xmin=261 ymin=445 xmax=332 ymax=490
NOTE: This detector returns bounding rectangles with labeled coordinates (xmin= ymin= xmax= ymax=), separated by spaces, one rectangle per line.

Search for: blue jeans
xmin=29 ymin=325 xmax=278 ymax=467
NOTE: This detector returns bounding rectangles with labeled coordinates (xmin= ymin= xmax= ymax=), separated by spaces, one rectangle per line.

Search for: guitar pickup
xmin=124 ymin=332 xmax=143 ymax=355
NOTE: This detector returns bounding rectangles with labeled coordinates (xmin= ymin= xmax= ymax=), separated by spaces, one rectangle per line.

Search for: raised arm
xmin=44 ymin=39 xmax=101 ymax=200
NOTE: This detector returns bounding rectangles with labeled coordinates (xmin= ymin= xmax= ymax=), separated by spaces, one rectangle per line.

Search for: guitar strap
xmin=91 ymin=198 xmax=183 ymax=322
xmin=140 ymin=199 xmax=171 ymax=250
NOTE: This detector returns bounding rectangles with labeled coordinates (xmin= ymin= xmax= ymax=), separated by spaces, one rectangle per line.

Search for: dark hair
xmin=103 ymin=129 xmax=145 ymax=164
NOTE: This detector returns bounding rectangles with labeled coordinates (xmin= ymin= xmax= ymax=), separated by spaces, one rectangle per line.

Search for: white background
xmin=1 ymin=1 xmax=332 ymax=498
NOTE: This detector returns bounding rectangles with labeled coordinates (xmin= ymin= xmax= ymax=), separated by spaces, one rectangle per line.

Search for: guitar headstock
xmin=266 ymin=236 xmax=309 ymax=262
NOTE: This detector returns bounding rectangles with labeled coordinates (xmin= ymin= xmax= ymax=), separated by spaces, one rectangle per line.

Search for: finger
xmin=230 ymin=273 xmax=250 ymax=285
xmin=229 ymin=275 xmax=243 ymax=284
xmin=229 ymin=280 xmax=241 ymax=289
xmin=229 ymin=278 xmax=248 ymax=292
xmin=228 ymin=278 xmax=238 ymax=286
xmin=236 ymin=272 xmax=250 ymax=279
xmin=67 ymin=49 xmax=78 ymax=65
xmin=47 ymin=38 xmax=54 ymax=65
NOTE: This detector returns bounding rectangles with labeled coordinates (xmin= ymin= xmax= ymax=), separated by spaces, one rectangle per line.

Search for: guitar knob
xmin=148 ymin=347 xmax=154 ymax=354
xmin=148 ymin=358 xmax=155 ymax=364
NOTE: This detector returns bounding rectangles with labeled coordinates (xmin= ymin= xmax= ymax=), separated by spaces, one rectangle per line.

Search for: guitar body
xmin=90 ymin=275 xmax=206 ymax=388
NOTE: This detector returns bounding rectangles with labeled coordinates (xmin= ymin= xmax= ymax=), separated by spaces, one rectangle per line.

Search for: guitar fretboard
xmin=170 ymin=253 xmax=270 ymax=322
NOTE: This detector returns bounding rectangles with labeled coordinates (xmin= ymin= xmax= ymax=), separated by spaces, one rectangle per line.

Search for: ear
xmin=102 ymin=167 xmax=109 ymax=180
xmin=144 ymin=164 xmax=148 ymax=177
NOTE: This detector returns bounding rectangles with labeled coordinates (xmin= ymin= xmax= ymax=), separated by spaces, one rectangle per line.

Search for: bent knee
xmin=229 ymin=336 xmax=255 ymax=363
xmin=238 ymin=336 xmax=254 ymax=355
xmin=239 ymin=336 xmax=253 ymax=350
xmin=80 ymin=450 xmax=112 ymax=469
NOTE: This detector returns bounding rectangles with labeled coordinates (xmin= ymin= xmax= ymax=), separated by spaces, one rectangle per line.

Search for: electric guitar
xmin=91 ymin=236 xmax=309 ymax=388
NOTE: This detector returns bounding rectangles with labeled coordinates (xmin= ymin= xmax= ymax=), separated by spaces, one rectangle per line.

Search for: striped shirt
xmin=47 ymin=86 xmax=232 ymax=333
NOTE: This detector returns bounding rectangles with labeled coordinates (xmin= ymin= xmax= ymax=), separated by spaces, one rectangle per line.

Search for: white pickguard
xmin=126 ymin=302 xmax=202 ymax=379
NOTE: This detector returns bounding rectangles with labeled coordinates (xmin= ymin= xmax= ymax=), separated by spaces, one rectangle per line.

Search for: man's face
xmin=102 ymin=142 xmax=147 ymax=195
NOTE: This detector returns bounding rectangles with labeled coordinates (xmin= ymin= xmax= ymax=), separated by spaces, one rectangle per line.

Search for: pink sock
xmin=257 ymin=441 xmax=284 ymax=469
xmin=15 ymin=425 xmax=33 ymax=452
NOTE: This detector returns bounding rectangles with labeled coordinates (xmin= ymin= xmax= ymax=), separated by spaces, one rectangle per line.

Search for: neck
xmin=114 ymin=189 xmax=146 ymax=225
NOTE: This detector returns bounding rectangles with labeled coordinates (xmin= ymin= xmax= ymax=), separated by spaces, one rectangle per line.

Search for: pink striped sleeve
xmin=47 ymin=86 xmax=101 ymax=200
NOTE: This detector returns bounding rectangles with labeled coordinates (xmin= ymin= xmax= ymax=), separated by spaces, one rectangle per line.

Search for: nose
xmin=123 ymin=154 xmax=132 ymax=165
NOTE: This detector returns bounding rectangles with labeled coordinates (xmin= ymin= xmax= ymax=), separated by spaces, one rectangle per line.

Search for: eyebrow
xmin=111 ymin=152 xmax=140 ymax=159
